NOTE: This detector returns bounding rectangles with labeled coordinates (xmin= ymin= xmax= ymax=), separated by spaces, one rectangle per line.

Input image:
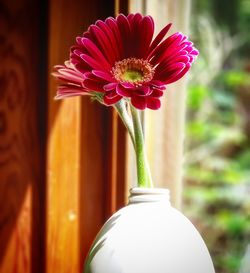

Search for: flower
xmin=53 ymin=13 xmax=198 ymax=110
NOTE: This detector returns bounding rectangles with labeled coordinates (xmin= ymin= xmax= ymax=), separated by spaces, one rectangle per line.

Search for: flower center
xmin=112 ymin=58 xmax=154 ymax=86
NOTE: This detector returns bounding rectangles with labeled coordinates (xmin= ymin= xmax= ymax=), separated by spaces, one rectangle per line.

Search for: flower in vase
xmin=53 ymin=13 xmax=198 ymax=110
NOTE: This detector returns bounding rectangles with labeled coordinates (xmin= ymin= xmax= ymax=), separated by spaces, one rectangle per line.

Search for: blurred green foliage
xmin=184 ymin=1 xmax=250 ymax=272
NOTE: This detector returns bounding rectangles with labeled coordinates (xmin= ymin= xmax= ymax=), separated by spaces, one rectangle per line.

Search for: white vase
xmin=84 ymin=188 xmax=215 ymax=273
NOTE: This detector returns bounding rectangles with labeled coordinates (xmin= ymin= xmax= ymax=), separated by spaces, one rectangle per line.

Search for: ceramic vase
xmin=84 ymin=187 xmax=215 ymax=273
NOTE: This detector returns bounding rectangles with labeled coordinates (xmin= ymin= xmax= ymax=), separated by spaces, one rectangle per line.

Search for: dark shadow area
xmin=78 ymin=1 xmax=119 ymax=271
xmin=0 ymin=0 xmax=47 ymax=272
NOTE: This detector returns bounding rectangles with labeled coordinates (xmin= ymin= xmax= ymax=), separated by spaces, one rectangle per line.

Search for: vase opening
xmin=128 ymin=187 xmax=170 ymax=205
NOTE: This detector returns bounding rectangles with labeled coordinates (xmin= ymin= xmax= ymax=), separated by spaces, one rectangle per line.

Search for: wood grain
xmin=0 ymin=0 xmax=46 ymax=272
xmin=47 ymin=1 xmax=127 ymax=273
xmin=0 ymin=0 xmax=128 ymax=272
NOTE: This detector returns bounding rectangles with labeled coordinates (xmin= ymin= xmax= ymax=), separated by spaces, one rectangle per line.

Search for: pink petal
xmin=149 ymin=23 xmax=172 ymax=54
xmin=185 ymin=46 xmax=194 ymax=53
xmin=134 ymin=86 xmax=151 ymax=96
xmin=89 ymin=25 xmax=116 ymax=64
xmin=116 ymin=84 xmax=133 ymax=97
xmin=189 ymin=55 xmax=194 ymax=63
xmin=103 ymin=93 xmax=122 ymax=105
xmin=96 ymin=20 xmax=121 ymax=61
xmin=147 ymin=97 xmax=161 ymax=110
xmin=151 ymin=89 xmax=164 ymax=97
xmin=80 ymin=54 xmax=105 ymax=70
xmin=83 ymin=79 xmax=105 ymax=92
xmin=150 ymin=80 xmax=166 ymax=90
xmin=92 ymin=70 xmax=114 ymax=82
xmin=54 ymin=64 xmax=65 ymax=70
xmin=161 ymin=55 xmax=190 ymax=68
xmin=131 ymin=96 xmax=147 ymax=110
xmin=81 ymin=38 xmax=111 ymax=70
xmin=136 ymin=16 xmax=154 ymax=58
xmin=83 ymin=72 xmax=97 ymax=80
xmin=72 ymin=48 xmax=86 ymax=57
xmin=52 ymin=69 xmax=83 ymax=84
xmin=116 ymin=14 xmax=132 ymax=57
xmin=127 ymin=13 xmax=142 ymax=56
xmin=148 ymin=32 xmax=179 ymax=61
xmin=70 ymin=53 xmax=86 ymax=67
xmin=155 ymin=62 xmax=185 ymax=82
xmin=150 ymin=33 xmax=184 ymax=65
xmin=74 ymin=62 xmax=90 ymax=74
xmin=191 ymin=49 xmax=199 ymax=56
xmin=127 ymin=13 xmax=135 ymax=22
xmin=105 ymin=17 xmax=123 ymax=58
xmin=165 ymin=63 xmax=191 ymax=84
xmin=156 ymin=43 xmax=190 ymax=67
xmin=76 ymin=36 xmax=83 ymax=45
xmin=105 ymin=90 xmax=118 ymax=99
xmin=120 ymin=82 xmax=134 ymax=88
xmin=55 ymin=84 xmax=89 ymax=100
xmin=104 ymin=82 xmax=117 ymax=91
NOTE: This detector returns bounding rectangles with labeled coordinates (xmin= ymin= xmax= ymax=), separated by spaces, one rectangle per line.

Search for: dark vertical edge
xmin=113 ymin=0 xmax=129 ymax=210
xmin=116 ymin=118 xmax=127 ymax=210
xmin=116 ymin=0 xmax=129 ymax=15
xmin=102 ymin=0 xmax=129 ymax=219
xmin=31 ymin=0 xmax=48 ymax=272
xmin=79 ymin=0 xmax=128 ymax=270
xmin=103 ymin=0 xmax=129 ymax=218
xmin=103 ymin=109 xmax=128 ymax=217
xmin=79 ymin=0 xmax=116 ymax=270
xmin=103 ymin=109 xmax=118 ymax=219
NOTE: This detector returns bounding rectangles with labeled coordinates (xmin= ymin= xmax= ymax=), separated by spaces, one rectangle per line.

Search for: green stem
xmin=130 ymin=105 xmax=153 ymax=188
xmin=114 ymin=100 xmax=135 ymax=148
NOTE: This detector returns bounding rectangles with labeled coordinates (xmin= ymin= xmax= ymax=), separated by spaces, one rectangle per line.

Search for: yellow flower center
xmin=112 ymin=58 xmax=154 ymax=86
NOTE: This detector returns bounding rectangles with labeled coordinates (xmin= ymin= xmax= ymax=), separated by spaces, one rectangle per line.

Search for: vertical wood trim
xmin=115 ymin=0 xmax=129 ymax=210
xmin=105 ymin=111 xmax=118 ymax=216
xmin=46 ymin=100 xmax=81 ymax=273
xmin=105 ymin=111 xmax=128 ymax=213
xmin=145 ymin=0 xmax=191 ymax=209
xmin=129 ymin=0 xmax=191 ymax=208
xmin=115 ymin=118 xmax=128 ymax=208
xmin=46 ymin=1 xmax=92 ymax=272
xmin=47 ymin=1 xmax=127 ymax=272
xmin=115 ymin=0 xmax=129 ymax=15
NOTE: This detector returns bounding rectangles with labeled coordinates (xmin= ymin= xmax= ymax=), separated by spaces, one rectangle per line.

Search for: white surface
xmin=85 ymin=189 xmax=215 ymax=273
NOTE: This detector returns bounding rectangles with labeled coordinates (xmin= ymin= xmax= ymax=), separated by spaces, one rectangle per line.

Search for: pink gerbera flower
xmin=53 ymin=13 xmax=198 ymax=110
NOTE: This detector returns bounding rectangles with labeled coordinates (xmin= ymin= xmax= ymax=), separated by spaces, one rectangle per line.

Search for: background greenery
xmin=183 ymin=1 xmax=250 ymax=272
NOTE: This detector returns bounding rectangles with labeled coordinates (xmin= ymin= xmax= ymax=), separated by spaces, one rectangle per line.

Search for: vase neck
xmin=128 ymin=187 xmax=171 ymax=205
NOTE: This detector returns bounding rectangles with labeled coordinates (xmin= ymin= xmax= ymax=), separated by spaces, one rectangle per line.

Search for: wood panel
xmin=103 ymin=110 xmax=127 ymax=218
xmin=0 ymin=0 xmax=128 ymax=272
xmin=47 ymin=1 xmax=127 ymax=273
xmin=0 ymin=0 xmax=46 ymax=273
